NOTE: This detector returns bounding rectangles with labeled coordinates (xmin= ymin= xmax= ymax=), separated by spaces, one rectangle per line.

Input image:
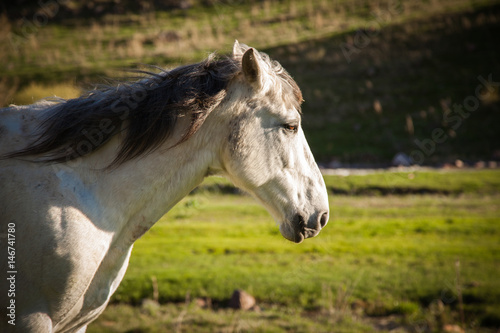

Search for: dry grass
xmin=2 ymin=0 xmax=491 ymax=92
xmin=2 ymin=0 xmax=499 ymax=164
xmin=12 ymin=82 xmax=81 ymax=105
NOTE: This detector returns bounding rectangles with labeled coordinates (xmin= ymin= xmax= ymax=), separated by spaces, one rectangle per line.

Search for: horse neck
xmin=86 ymin=114 xmax=225 ymax=246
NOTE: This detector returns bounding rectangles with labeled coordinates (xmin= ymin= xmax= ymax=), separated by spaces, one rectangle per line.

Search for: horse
xmin=0 ymin=41 xmax=329 ymax=332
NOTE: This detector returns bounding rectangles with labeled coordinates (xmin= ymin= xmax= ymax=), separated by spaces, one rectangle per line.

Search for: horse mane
xmin=5 ymin=48 xmax=302 ymax=167
xmin=6 ymin=54 xmax=240 ymax=167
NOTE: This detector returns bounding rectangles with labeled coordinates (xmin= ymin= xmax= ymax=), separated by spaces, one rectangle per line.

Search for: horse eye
xmin=283 ymin=124 xmax=298 ymax=133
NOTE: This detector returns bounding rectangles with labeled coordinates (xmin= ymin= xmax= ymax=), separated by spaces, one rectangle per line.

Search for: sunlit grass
xmin=1 ymin=0 xmax=493 ymax=87
xmin=11 ymin=82 xmax=81 ymax=105
xmin=322 ymin=170 xmax=500 ymax=195
xmin=93 ymin=170 xmax=500 ymax=332
xmin=118 ymin=193 xmax=499 ymax=304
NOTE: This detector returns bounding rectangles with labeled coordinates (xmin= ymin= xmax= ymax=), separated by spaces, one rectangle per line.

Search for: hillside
xmin=268 ymin=4 xmax=500 ymax=165
xmin=1 ymin=0 xmax=499 ymax=165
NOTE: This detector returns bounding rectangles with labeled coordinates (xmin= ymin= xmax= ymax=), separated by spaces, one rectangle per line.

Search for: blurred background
xmin=2 ymin=0 xmax=500 ymax=167
xmin=2 ymin=0 xmax=500 ymax=332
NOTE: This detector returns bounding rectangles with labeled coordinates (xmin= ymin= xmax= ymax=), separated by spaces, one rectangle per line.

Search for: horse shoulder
xmin=0 ymin=159 xmax=124 ymax=330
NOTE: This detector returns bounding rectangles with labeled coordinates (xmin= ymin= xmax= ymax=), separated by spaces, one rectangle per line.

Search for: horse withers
xmin=0 ymin=41 xmax=329 ymax=332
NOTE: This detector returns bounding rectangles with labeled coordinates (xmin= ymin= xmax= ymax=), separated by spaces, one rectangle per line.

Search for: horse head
xmin=219 ymin=41 xmax=329 ymax=243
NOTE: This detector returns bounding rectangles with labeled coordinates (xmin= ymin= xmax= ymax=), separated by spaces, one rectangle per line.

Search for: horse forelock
xmin=258 ymin=53 xmax=303 ymax=112
xmin=279 ymin=71 xmax=303 ymax=112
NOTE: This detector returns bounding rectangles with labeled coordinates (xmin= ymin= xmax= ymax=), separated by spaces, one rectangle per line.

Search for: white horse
xmin=0 ymin=41 xmax=329 ymax=332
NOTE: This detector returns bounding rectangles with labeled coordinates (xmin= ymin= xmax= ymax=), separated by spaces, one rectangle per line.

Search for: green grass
xmin=198 ymin=169 xmax=500 ymax=195
xmin=322 ymin=169 xmax=500 ymax=195
xmin=3 ymin=1 xmax=499 ymax=330
xmin=86 ymin=170 xmax=500 ymax=332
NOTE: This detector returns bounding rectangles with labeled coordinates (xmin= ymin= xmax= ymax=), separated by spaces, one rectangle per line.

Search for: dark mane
xmin=6 ymin=54 xmax=239 ymax=167
xmin=5 ymin=48 xmax=303 ymax=167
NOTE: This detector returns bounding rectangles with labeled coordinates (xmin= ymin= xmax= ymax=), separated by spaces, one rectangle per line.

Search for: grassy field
xmin=2 ymin=1 xmax=499 ymax=332
xmin=2 ymin=0 xmax=500 ymax=164
xmin=86 ymin=169 xmax=500 ymax=332
xmin=2 ymin=2 xmax=500 ymax=331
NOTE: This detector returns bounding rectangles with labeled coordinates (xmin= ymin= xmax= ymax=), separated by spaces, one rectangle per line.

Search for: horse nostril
xmin=319 ymin=212 xmax=329 ymax=228
xmin=296 ymin=214 xmax=306 ymax=231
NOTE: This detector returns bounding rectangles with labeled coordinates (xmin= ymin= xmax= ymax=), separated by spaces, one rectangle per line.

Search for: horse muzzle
xmin=280 ymin=211 xmax=329 ymax=243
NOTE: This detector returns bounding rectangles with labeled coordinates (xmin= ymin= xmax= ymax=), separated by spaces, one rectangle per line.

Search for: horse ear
xmin=233 ymin=40 xmax=251 ymax=58
xmin=233 ymin=40 xmax=243 ymax=58
xmin=241 ymin=48 xmax=261 ymax=88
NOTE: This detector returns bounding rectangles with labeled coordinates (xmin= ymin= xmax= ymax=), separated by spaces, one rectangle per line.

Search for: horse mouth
xmin=287 ymin=230 xmax=305 ymax=243
xmin=279 ymin=225 xmax=314 ymax=244
xmin=280 ymin=232 xmax=303 ymax=243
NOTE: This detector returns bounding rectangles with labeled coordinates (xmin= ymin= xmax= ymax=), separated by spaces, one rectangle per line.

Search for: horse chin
xmin=279 ymin=223 xmax=304 ymax=244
